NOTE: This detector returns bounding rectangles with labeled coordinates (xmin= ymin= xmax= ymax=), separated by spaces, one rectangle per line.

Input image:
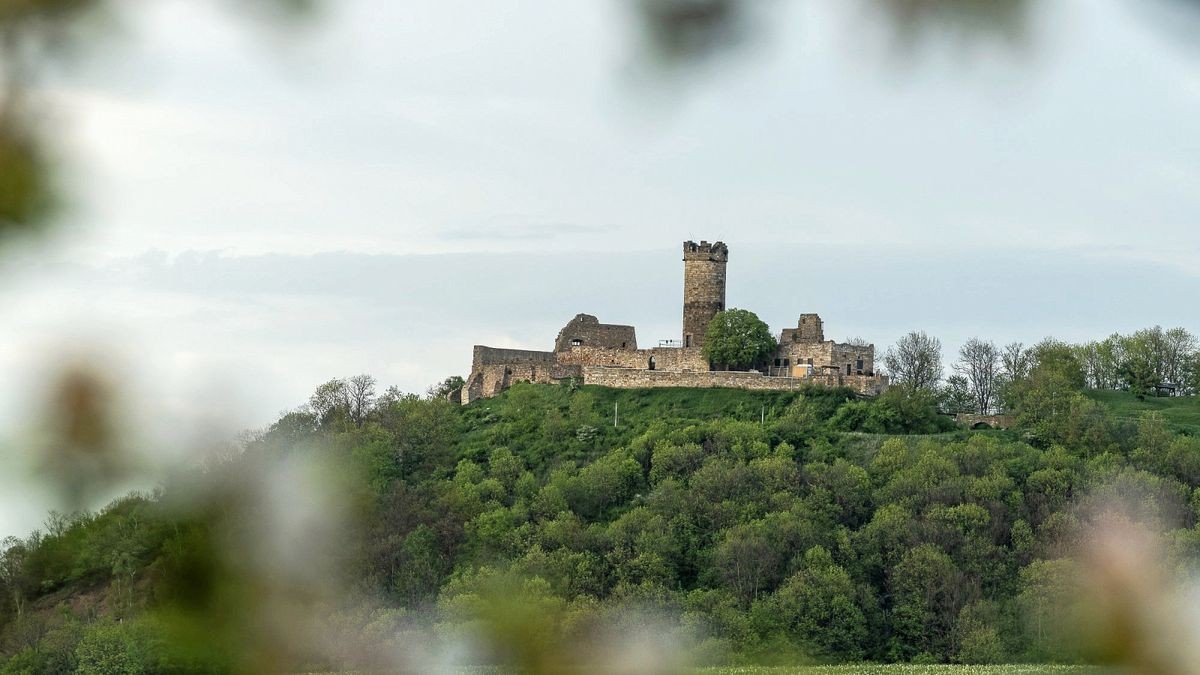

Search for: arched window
xmin=648 ymin=356 xmax=656 ymax=371
xmin=571 ymin=338 xmax=582 ymax=347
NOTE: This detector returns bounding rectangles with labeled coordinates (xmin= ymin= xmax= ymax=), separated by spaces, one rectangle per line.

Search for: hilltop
xmin=1081 ymin=389 xmax=1200 ymax=435
xmin=3 ymin=376 xmax=1199 ymax=671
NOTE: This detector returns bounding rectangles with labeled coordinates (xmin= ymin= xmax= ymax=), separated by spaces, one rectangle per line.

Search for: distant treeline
xmin=881 ymin=325 xmax=1198 ymax=418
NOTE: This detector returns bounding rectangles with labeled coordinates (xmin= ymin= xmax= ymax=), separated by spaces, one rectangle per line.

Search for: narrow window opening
xmin=648 ymin=356 xmax=656 ymax=371
xmin=685 ymin=334 xmax=692 ymax=348
xmin=571 ymin=338 xmax=582 ymax=347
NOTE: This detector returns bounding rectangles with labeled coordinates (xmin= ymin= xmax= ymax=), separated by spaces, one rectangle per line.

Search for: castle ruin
xmin=457 ymin=241 xmax=888 ymax=403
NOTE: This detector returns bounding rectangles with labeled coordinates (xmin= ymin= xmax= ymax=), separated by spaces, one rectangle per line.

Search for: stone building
xmin=771 ymin=314 xmax=877 ymax=380
xmin=457 ymin=240 xmax=888 ymax=403
xmin=682 ymin=240 xmax=728 ymax=350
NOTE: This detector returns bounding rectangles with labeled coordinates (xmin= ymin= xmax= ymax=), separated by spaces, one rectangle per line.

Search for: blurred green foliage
xmin=0 ymin=119 xmax=55 ymax=233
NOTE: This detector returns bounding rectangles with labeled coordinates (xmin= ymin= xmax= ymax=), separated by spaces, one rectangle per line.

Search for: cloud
xmin=438 ymin=221 xmax=607 ymax=242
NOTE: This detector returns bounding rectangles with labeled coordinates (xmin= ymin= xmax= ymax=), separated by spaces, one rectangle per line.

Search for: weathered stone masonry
xmin=458 ymin=240 xmax=889 ymax=403
xmin=554 ymin=314 xmax=637 ymax=352
xmin=682 ymin=240 xmax=728 ymax=350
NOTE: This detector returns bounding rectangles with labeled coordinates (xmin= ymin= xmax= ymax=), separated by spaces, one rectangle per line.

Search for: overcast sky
xmin=1 ymin=0 xmax=1198 ymax=535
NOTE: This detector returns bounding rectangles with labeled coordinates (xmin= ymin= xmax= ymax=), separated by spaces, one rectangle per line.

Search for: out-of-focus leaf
xmin=866 ymin=0 xmax=1033 ymax=51
xmin=0 ymin=114 xmax=55 ymax=236
xmin=38 ymin=364 xmax=133 ymax=511
xmin=632 ymin=0 xmax=760 ymax=67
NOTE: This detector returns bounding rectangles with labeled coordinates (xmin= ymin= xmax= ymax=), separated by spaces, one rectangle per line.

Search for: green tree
xmin=952 ymin=600 xmax=1007 ymax=664
xmin=428 ymin=375 xmax=466 ymax=399
xmin=0 ymin=537 xmax=28 ymax=621
xmin=391 ymin=525 xmax=446 ymax=605
xmin=74 ymin=619 xmax=162 ymax=675
xmin=938 ymin=375 xmax=976 ymax=415
xmin=1017 ymin=558 xmax=1083 ymax=661
xmin=771 ymin=546 xmax=867 ymax=659
xmin=714 ymin=523 xmax=778 ymax=604
xmin=702 ymin=309 xmax=776 ymax=371
xmin=955 ymin=338 xmax=1001 ymax=414
xmin=888 ymin=544 xmax=968 ymax=661
xmin=884 ymin=331 xmax=943 ymax=393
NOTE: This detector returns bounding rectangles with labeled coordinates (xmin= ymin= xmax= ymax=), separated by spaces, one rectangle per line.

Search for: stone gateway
xmin=457 ymin=241 xmax=888 ymax=404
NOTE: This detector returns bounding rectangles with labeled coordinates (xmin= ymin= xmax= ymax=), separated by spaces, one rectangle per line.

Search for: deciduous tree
xmin=884 ymin=331 xmax=943 ymax=392
xmin=955 ymin=338 xmax=1000 ymax=414
xmin=702 ymin=309 xmax=776 ymax=371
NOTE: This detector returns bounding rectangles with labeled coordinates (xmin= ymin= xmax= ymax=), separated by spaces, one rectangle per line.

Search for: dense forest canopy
xmin=2 ymin=327 xmax=1200 ymax=673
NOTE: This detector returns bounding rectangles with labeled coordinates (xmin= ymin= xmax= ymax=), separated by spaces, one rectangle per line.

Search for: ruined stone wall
xmin=781 ymin=314 xmax=825 ymax=343
xmin=465 ymin=346 xmax=563 ymax=403
xmin=581 ymin=366 xmax=887 ymax=396
xmin=682 ymin=240 xmax=728 ymax=350
xmin=557 ymin=345 xmax=709 ymax=371
xmin=795 ymin=370 xmax=887 ymax=395
xmin=775 ymin=341 xmax=875 ymax=377
xmin=650 ymin=347 xmax=709 ymax=371
xmin=463 ymin=360 xmax=581 ymax=403
xmin=777 ymin=341 xmax=834 ymax=372
xmin=553 ymin=314 xmax=637 ymax=352
xmin=830 ymin=343 xmax=876 ymax=375
xmin=955 ymin=413 xmax=1016 ymax=429
xmin=473 ymin=345 xmax=557 ymax=369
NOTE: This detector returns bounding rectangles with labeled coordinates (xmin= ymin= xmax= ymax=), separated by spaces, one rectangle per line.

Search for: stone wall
xmin=682 ymin=240 xmax=728 ymax=350
xmin=463 ymin=360 xmax=581 ymax=403
xmin=557 ymin=345 xmax=709 ymax=371
xmin=830 ymin=343 xmax=876 ymax=376
xmin=465 ymin=346 xmax=566 ymax=403
xmin=780 ymin=314 xmax=825 ymax=343
xmin=473 ymin=345 xmax=557 ymax=369
xmin=581 ymin=366 xmax=887 ymax=396
xmin=774 ymin=340 xmax=875 ymax=377
xmin=553 ymin=313 xmax=638 ymax=352
xmin=955 ymin=413 xmax=1016 ymax=429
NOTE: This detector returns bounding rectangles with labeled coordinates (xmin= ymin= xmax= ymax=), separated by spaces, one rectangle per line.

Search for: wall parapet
xmin=472 ymin=345 xmax=557 ymax=369
xmin=581 ymin=366 xmax=887 ymax=396
xmin=955 ymin=413 xmax=1016 ymax=429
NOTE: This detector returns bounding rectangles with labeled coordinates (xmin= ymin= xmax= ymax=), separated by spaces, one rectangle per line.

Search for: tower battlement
xmin=683 ymin=240 xmax=729 ymax=262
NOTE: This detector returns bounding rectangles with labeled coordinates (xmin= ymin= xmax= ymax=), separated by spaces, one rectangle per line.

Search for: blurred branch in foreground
xmin=864 ymin=0 xmax=1034 ymax=51
xmin=36 ymin=363 xmax=132 ymax=513
xmin=0 ymin=0 xmax=317 ymax=242
xmin=0 ymin=109 xmax=55 ymax=235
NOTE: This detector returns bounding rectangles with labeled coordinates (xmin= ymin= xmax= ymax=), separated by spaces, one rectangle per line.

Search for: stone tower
xmin=681 ymin=240 xmax=728 ymax=350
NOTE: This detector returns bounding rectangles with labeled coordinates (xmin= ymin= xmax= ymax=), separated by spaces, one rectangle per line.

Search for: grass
xmin=1083 ymin=389 xmax=1200 ymax=435
xmin=700 ymin=662 xmax=1108 ymax=667
xmin=448 ymin=666 xmax=1108 ymax=675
